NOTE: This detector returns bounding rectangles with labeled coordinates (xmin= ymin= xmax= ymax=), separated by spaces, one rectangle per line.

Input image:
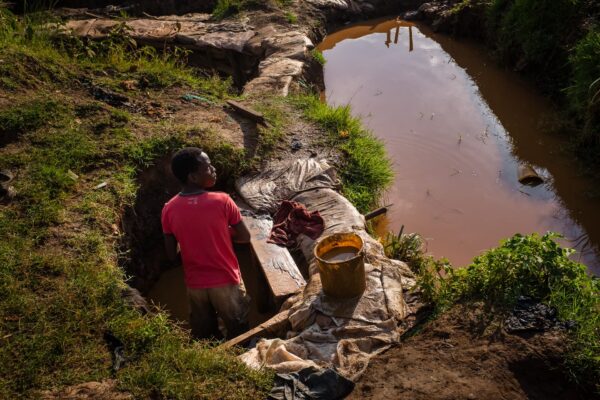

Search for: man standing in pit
xmin=161 ymin=147 xmax=251 ymax=340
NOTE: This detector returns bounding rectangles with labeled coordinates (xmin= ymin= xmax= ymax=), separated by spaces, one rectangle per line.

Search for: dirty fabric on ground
xmin=237 ymin=158 xmax=415 ymax=380
xmin=269 ymin=200 xmax=325 ymax=247
xmin=504 ymin=296 xmax=576 ymax=333
xmin=269 ymin=366 xmax=355 ymax=400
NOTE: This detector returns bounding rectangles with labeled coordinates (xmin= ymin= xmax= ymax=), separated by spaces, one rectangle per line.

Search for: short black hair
xmin=171 ymin=147 xmax=204 ymax=183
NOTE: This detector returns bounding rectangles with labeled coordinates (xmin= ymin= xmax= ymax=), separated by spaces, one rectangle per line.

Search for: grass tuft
xmin=310 ymin=49 xmax=326 ymax=65
xmin=0 ymin=99 xmax=64 ymax=136
xmin=292 ymin=94 xmax=393 ymax=212
xmin=285 ymin=11 xmax=298 ymax=24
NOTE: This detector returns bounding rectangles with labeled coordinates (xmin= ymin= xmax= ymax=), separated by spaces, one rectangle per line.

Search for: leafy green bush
xmin=416 ymin=233 xmax=599 ymax=385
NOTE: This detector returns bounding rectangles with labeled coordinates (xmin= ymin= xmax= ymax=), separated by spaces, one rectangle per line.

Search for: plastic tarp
xmin=236 ymin=158 xmax=415 ymax=380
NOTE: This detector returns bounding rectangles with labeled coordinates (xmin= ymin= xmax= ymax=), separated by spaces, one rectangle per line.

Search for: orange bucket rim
xmin=313 ymin=232 xmax=364 ymax=265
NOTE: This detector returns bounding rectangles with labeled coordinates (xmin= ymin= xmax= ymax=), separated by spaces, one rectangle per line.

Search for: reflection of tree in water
xmin=384 ymin=20 xmax=414 ymax=51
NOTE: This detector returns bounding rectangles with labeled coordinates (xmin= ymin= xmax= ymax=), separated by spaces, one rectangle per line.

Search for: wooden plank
xmin=226 ymin=100 xmax=267 ymax=125
xmin=218 ymin=310 xmax=290 ymax=349
xmin=244 ymin=215 xmax=305 ymax=303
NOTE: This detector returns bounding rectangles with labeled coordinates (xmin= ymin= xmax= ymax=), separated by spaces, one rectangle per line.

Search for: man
xmin=161 ymin=147 xmax=251 ymax=340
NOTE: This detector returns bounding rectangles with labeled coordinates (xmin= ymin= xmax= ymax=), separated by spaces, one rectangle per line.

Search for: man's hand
xmin=230 ymin=220 xmax=251 ymax=243
xmin=163 ymin=234 xmax=180 ymax=263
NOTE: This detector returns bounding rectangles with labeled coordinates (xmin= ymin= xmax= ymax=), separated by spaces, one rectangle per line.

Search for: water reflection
xmin=318 ymin=18 xmax=600 ymax=274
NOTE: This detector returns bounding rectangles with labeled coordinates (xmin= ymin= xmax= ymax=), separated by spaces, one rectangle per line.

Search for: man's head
xmin=171 ymin=147 xmax=217 ymax=188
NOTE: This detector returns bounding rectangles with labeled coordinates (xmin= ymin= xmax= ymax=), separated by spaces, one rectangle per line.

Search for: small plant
xmin=212 ymin=0 xmax=244 ymax=20
xmin=311 ymin=49 xmax=326 ymax=66
xmin=285 ymin=11 xmax=298 ymax=24
xmin=383 ymin=225 xmax=428 ymax=272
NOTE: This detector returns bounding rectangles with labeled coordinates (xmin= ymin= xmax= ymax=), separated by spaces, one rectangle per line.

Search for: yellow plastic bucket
xmin=314 ymin=232 xmax=366 ymax=298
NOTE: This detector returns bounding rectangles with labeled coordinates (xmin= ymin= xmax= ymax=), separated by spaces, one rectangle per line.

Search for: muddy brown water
xmin=318 ymin=18 xmax=600 ymax=274
xmin=321 ymin=246 xmax=360 ymax=262
xmin=148 ymin=244 xmax=274 ymax=331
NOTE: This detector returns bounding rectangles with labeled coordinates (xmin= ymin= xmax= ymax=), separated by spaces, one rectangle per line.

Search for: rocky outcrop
xmin=60 ymin=0 xmax=435 ymax=96
xmin=243 ymin=28 xmax=314 ymax=97
xmin=63 ymin=15 xmax=314 ymax=96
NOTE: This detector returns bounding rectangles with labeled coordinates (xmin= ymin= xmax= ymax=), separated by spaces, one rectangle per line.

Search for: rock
xmin=360 ymin=2 xmax=376 ymax=13
xmin=64 ymin=17 xmax=258 ymax=54
xmin=418 ymin=2 xmax=443 ymax=20
xmin=306 ymin=0 xmax=349 ymax=10
xmin=258 ymin=57 xmax=304 ymax=78
xmin=263 ymin=31 xmax=312 ymax=60
xmin=190 ymin=29 xmax=256 ymax=53
xmin=0 ymin=169 xmax=16 ymax=203
xmin=403 ymin=10 xmax=423 ymax=21
xmin=244 ymin=75 xmax=294 ymax=97
xmin=291 ymin=138 xmax=303 ymax=151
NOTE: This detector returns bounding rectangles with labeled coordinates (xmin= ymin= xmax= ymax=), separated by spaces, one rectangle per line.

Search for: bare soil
xmin=349 ymin=304 xmax=597 ymax=400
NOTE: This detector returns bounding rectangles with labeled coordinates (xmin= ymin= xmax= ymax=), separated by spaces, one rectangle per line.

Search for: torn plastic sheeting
xmin=235 ymin=158 xmax=340 ymax=214
xmin=268 ymin=366 xmax=355 ymax=400
xmin=236 ymin=158 xmax=415 ymax=380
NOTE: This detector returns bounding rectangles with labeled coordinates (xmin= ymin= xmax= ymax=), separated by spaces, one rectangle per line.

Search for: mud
xmin=349 ymin=304 xmax=597 ymax=399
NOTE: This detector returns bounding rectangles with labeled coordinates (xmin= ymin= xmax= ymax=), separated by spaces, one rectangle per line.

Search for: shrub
xmin=416 ymin=233 xmax=599 ymax=386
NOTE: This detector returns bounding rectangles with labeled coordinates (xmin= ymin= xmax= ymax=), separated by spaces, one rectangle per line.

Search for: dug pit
xmin=119 ymin=155 xmax=279 ymax=335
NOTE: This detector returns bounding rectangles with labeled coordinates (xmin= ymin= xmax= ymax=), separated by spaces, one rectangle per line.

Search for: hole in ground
xmin=120 ymin=154 xmax=276 ymax=336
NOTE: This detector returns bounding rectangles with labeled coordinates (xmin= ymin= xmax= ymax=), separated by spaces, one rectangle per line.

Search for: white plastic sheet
xmin=237 ymin=158 xmax=415 ymax=380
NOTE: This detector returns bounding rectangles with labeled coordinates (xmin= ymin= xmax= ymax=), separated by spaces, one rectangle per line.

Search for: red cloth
xmin=161 ymin=192 xmax=242 ymax=289
xmin=268 ymin=200 xmax=325 ymax=247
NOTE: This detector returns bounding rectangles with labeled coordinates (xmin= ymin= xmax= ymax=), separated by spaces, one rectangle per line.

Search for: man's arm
xmin=230 ymin=220 xmax=251 ymax=243
xmin=163 ymin=234 xmax=180 ymax=262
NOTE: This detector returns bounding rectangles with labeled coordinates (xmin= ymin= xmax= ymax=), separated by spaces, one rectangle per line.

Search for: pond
xmin=318 ymin=18 xmax=600 ymax=274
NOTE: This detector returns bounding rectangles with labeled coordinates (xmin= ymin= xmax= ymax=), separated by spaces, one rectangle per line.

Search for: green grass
xmin=291 ymin=94 xmax=393 ymax=213
xmin=0 ymin=7 xmax=271 ymax=399
xmin=410 ymin=233 xmax=599 ymax=389
xmin=0 ymin=99 xmax=64 ymax=135
xmin=212 ymin=0 xmax=243 ymax=19
xmin=285 ymin=11 xmax=298 ymax=24
xmin=310 ymin=49 xmax=326 ymax=65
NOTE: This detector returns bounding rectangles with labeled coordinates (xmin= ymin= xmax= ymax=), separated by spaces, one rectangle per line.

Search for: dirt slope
xmin=349 ymin=305 xmax=597 ymax=400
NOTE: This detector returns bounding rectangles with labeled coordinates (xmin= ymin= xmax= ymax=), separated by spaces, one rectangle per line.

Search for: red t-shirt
xmin=161 ymin=192 xmax=242 ymax=289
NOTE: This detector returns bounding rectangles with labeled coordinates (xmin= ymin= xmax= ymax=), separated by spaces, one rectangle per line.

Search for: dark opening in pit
xmin=120 ymin=154 xmax=276 ymax=336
